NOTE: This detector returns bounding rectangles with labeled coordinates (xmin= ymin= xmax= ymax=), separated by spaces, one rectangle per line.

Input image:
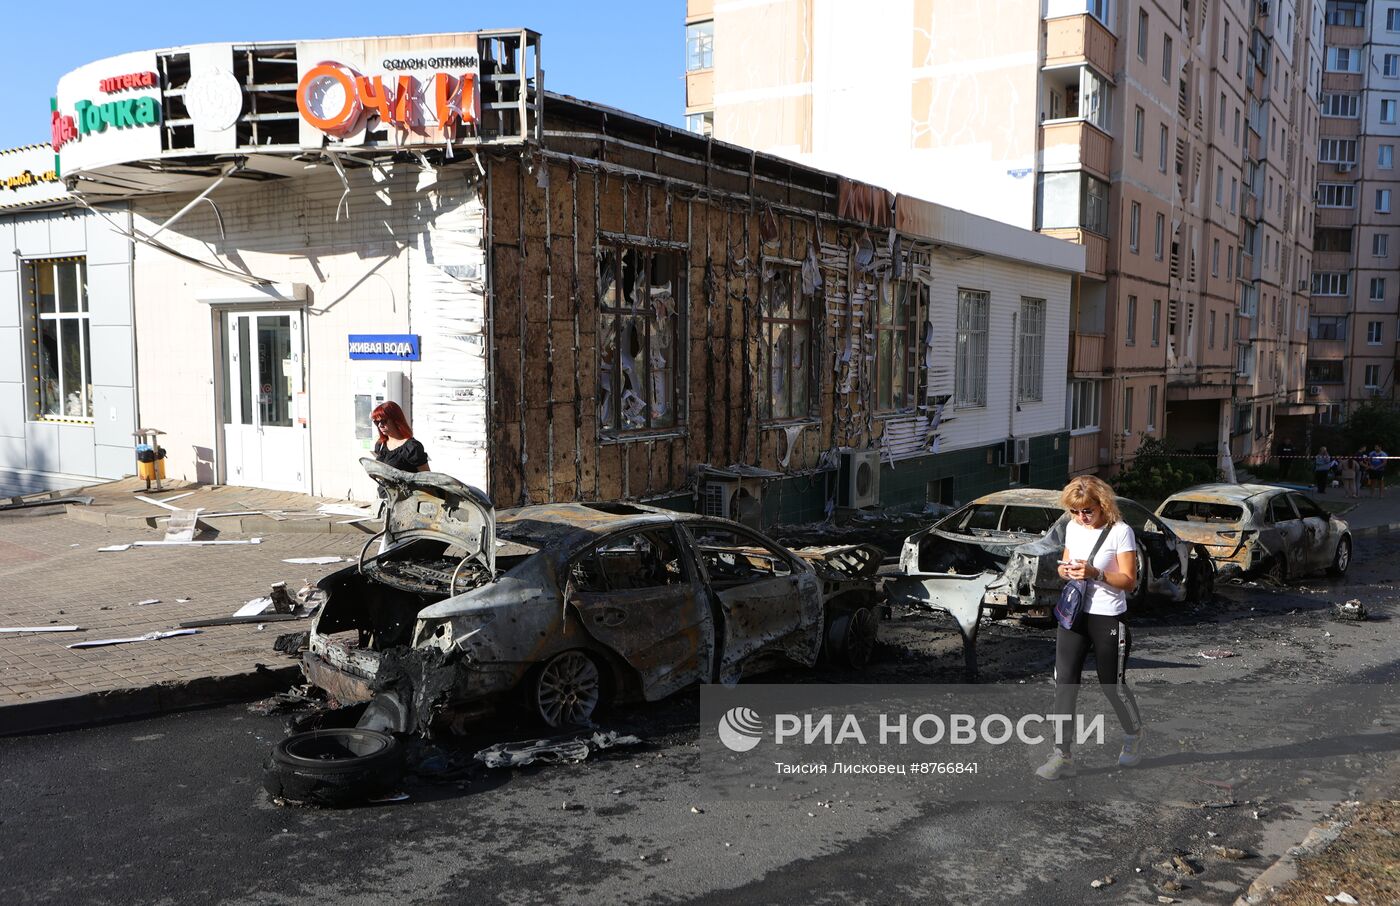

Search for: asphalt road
xmin=2 ymin=536 xmax=1398 ymax=906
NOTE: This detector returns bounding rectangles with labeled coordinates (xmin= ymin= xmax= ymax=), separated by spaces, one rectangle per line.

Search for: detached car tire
xmin=263 ymin=728 xmax=403 ymax=807
xmin=825 ymin=606 xmax=878 ymax=669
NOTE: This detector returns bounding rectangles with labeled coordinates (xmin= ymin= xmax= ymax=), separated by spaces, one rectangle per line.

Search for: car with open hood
xmin=1154 ymin=483 xmax=1351 ymax=582
xmin=884 ymin=488 xmax=1214 ymax=677
xmin=300 ymin=460 xmax=882 ymax=735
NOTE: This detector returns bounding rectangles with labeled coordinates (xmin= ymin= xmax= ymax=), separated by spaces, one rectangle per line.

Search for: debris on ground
xmin=162 ymin=508 xmax=201 ymax=543
xmin=1332 ymin=600 xmax=1368 ymax=622
xmin=1199 ymin=649 xmax=1236 ymax=659
xmin=134 ymin=599 xmax=160 ymax=606
xmin=474 ymin=731 xmax=643 ymax=768
xmin=98 ymin=538 xmax=263 ymax=552
xmin=273 ymin=631 xmax=309 ymax=655
xmin=1160 ymin=879 xmax=1185 ymax=892
xmin=179 ymin=613 xmax=302 ymax=628
xmin=1209 ymin=845 xmax=1250 ymax=860
xmin=1089 ymin=874 xmax=1115 ymax=888
xmin=282 ymin=556 xmax=346 ymax=565
xmin=248 ymin=686 xmax=321 ymax=716
xmin=0 ymin=626 xmax=82 ymax=633
xmin=269 ymin=581 xmax=296 ymax=614
xmin=67 ymin=629 xmax=199 ymax=649
xmin=1164 ymin=854 xmax=1199 ymax=876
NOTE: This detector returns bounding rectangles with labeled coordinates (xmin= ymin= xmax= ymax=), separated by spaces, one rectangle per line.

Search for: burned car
xmin=1155 ymin=483 xmax=1351 ymax=582
xmin=301 ymin=460 xmax=881 ymax=735
xmin=885 ymin=489 xmax=1214 ymax=677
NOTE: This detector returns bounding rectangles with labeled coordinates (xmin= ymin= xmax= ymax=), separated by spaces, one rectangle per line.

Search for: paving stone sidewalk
xmin=0 ymin=507 xmax=364 ymax=734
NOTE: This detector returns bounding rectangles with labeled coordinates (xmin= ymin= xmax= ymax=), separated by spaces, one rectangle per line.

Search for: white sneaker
xmin=1035 ymin=749 xmax=1074 ymax=780
xmin=1119 ymin=728 xmax=1146 ymax=767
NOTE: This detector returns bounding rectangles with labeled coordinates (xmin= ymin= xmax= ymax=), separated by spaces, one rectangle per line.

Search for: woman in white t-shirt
xmin=1035 ymin=475 xmax=1145 ymax=781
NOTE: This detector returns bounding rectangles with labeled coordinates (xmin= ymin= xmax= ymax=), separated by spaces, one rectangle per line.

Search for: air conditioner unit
xmin=1338 ymin=163 xmax=1353 ymax=173
xmin=1298 ymin=279 xmax=1308 ymax=291
xmin=1308 ymin=384 xmax=1322 ymax=395
xmin=700 ymin=475 xmax=765 ymax=528
xmin=1370 ymin=387 xmax=1385 ymax=398
xmin=1258 ymin=0 xmax=1270 ymax=15
xmin=837 ymin=448 xmax=881 ymax=509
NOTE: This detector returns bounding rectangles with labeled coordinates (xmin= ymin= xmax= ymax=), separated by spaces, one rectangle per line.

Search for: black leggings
xmin=1052 ymin=614 xmax=1142 ymax=752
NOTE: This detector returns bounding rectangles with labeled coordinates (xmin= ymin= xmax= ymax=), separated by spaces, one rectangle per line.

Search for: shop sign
xmin=53 ymin=50 xmax=163 ymax=174
xmin=296 ymin=40 xmax=480 ymax=146
xmin=0 ymin=145 xmax=69 ymax=209
xmin=349 ymin=334 xmax=421 ymax=361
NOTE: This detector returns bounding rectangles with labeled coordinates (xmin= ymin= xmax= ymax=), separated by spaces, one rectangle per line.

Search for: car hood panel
xmin=362 ymin=458 xmax=495 ymax=573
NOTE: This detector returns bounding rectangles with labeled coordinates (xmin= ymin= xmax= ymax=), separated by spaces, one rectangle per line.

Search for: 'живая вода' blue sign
xmin=349 ymin=334 xmax=421 ymax=360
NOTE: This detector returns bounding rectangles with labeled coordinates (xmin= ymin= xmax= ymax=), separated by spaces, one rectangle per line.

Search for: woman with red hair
xmin=371 ymin=401 xmax=429 ymax=473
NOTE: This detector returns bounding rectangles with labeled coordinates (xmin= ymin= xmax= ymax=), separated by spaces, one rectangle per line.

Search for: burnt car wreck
xmin=301 ymin=460 xmax=881 ymax=735
xmin=886 ymin=489 xmax=1214 ymax=677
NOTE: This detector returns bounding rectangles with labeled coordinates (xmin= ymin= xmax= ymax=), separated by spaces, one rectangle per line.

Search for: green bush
xmin=1113 ymin=435 xmax=1219 ymax=502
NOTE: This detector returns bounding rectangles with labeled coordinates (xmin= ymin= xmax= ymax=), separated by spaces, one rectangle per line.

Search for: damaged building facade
xmin=43 ymin=30 xmax=1082 ymax=521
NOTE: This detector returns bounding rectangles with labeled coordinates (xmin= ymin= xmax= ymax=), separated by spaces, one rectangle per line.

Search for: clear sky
xmin=0 ymin=0 xmax=684 ymax=150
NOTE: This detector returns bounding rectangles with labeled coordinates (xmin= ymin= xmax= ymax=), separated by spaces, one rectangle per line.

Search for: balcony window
xmin=1306 ymin=360 xmax=1345 ymax=384
xmin=1321 ymin=93 xmax=1359 ymax=118
xmin=686 ymin=20 xmax=713 ymax=71
xmin=1326 ymin=2 xmax=1365 ymax=27
xmin=1036 ymin=171 xmax=1110 ymax=235
xmin=1309 ymin=315 xmax=1347 ymax=340
xmin=1069 ymin=379 xmax=1101 ymax=431
xmin=1327 ymin=47 xmax=1363 ymax=73
xmin=685 ymin=111 xmax=713 ymax=136
xmin=1042 ymin=65 xmax=1112 ymax=131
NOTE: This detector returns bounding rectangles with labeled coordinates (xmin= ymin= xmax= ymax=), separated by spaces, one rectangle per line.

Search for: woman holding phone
xmin=1036 ymin=475 xmax=1143 ymax=780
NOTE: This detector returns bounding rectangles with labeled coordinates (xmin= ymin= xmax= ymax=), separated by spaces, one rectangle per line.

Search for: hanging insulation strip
xmin=407 ymin=179 xmax=491 ymax=490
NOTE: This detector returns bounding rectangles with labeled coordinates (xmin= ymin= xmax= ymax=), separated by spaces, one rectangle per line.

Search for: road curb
xmin=0 ymin=664 xmax=302 ymax=737
xmin=1232 ymin=802 xmax=1360 ymax=905
xmin=1349 ymin=520 xmax=1400 ymax=539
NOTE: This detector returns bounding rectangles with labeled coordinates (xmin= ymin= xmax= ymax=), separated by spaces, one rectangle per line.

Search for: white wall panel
xmin=56 ymin=423 xmax=96 ymax=477
xmin=0 ymin=380 xmax=23 ymax=438
xmin=92 ymin=385 xmax=135 ymax=449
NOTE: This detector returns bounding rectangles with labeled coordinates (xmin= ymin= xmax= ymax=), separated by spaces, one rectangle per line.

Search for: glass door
xmin=222 ymin=310 xmax=307 ymax=492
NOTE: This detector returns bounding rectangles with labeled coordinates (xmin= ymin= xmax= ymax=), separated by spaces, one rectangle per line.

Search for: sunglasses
xmin=372 ymin=419 xmax=386 ymax=426
xmin=1069 ymin=507 xmax=1098 ymax=516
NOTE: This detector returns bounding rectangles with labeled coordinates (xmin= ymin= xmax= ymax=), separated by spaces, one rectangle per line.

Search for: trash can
xmin=132 ymin=429 xmax=168 ymax=489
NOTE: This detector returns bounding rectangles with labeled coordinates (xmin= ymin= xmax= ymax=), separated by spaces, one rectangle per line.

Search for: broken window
xmin=597 ymin=243 xmax=686 ymax=436
xmin=875 ymin=274 xmax=926 ymax=412
xmin=759 ymin=262 xmax=816 ymax=421
xmin=23 ymin=257 xmax=92 ymax=420
xmin=570 ymin=529 xmax=686 ymax=593
xmin=955 ymin=289 xmax=989 ymax=407
xmin=689 ymin=524 xmax=794 ymax=586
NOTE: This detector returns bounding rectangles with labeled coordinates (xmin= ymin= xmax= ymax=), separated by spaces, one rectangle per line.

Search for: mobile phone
xmin=1056 ymin=559 xmax=1073 ymax=565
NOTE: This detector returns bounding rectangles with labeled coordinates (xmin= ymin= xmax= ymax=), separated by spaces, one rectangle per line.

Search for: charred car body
xmin=302 ymin=461 xmax=881 ymax=735
xmin=885 ymin=489 xmax=1214 ymax=677
xmin=1155 ymin=483 xmax=1351 ymax=582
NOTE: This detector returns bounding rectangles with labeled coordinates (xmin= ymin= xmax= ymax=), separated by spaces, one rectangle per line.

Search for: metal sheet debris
xmin=162 ymin=508 xmax=201 ymax=542
xmin=283 ymin=557 xmax=347 ymax=565
xmin=99 ymin=538 xmax=264 ymax=551
xmin=179 ymin=614 xmax=302 ymax=628
xmin=234 ymin=598 xmax=274 ymax=617
xmin=136 ymin=493 xmax=195 ymax=512
xmin=1200 ymin=649 xmax=1237 ymax=659
xmin=474 ymin=731 xmax=642 ymax=768
xmin=0 ymin=626 xmax=83 ymax=633
xmin=68 ymin=629 xmax=200 ymax=649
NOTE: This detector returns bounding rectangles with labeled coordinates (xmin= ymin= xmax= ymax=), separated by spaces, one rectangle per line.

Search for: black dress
xmin=373 ymin=438 xmax=429 ymax=472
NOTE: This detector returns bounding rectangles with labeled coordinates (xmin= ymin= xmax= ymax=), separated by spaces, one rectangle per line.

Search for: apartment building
xmin=1308 ymin=0 xmax=1400 ymax=426
xmin=686 ymin=0 xmax=1321 ymax=474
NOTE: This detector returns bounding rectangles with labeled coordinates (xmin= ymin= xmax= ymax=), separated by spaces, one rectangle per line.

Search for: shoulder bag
xmin=1053 ymin=526 xmax=1109 ymax=631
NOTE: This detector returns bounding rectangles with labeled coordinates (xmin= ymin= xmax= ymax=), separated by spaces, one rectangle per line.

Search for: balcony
xmin=1068 ymin=430 xmax=1102 ymax=475
xmin=1040 ymin=228 xmax=1107 ymax=279
xmin=1070 ymin=331 xmax=1105 ymax=374
xmin=1044 ymin=14 xmax=1116 ymax=79
xmin=1040 ymin=120 xmax=1112 ymax=180
xmin=685 ymin=68 xmax=713 ymax=112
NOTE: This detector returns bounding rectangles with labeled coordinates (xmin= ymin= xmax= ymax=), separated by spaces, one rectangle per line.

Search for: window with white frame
xmin=1158 ymin=124 xmax=1168 ymax=172
xmin=1368 ymin=320 xmax=1384 ymax=345
xmin=1209 ymin=309 xmax=1217 ymax=348
xmin=1086 ymin=0 xmax=1108 ymax=25
xmin=1317 ymin=183 xmax=1356 ymax=207
xmin=1389 ymin=8 xmax=1400 ymax=29
xmin=1123 ymin=386 xmax=1134 ymax=433
xmin=1365 ymin=364 xmax=1382 ymax=388
xmin=1386 ymin=53 xmax=1400 ymax=77
xmin=1327 ymin=2 xmax=1365 ymax=26
xmin=686 ymin=20 xmax=713 ymax=71
xmin=597 ymin=243 xmax=686 ymax=435
xmin=1162 ymin=35 xmax=1172 ymax=82
xmin=1212 ymin=238 xmax=1220 ymax=276
xmin=1371 ymin=277 xmax=1387 ymax=301
xmin=1154 ymin=212 xmax=1164 ymax=259
xmin=1375 ymin=233 xmax=1390 ymax=257
xmin=1318 ymin=402 xmax=1345 ymax=425
xmin=1312 ymin=272 xmax=1349 ymax=295
xmin=1136 ymin=8 xmax=1148 ymax=61
xmin=1319 ymin=138 xmax=1357 ymax=164
xmin=1381 ymin=144 xmax=1395 ymax=169
xmin=1129 ymin=201 xmax=1140 ymax=251
xmin=1133 ymin=106 xmax=1144 ymax=156
xmin=1308 ymin=359 xmax=1345 ymax=383
xmin=1018 ymin=298 xmax=1045 ymax=403
xmin=1147 ymin=384 xmax=1157 ymax=431
xmin=1328 ymin=47 xmax=1363 ymax=73
xmin=685 ymin=112 xmax=713 ymax=136
xmin=1068 ymin=379 xmax=1100 ymax=431
xmin=1321 ymin=93 xmax=1360 ymax=117
xmin=1151 ymin=298 xmax=1162 ymax=346
xmin=1384 ymin=99 xmax=1398 ymax=124
xmin=955 ymin=289 xmax=989 ymax=407
xmin=1036 ymin=171 xmax=1109 ymax=234
xmin=24 ymin=257 xmax=92 ymax=420
xmin=759 ymin=262 xmax=818 ymax=421
xmin=873 ymin=273 xmax=926 ymax=413
xmin=1125 ymin=295 xmax=1137 ymax=345
xmin=1378 ymin=189 xmax=1392 ymax=213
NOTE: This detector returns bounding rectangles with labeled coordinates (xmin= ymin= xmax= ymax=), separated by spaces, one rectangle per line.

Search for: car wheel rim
xmin=1337 ymin=541 xmax=1350 ymax=572
xmin=849 ymin=608 xmax=878 ymax=666
xmin=537 ymin=652 xmax=601 ymax=727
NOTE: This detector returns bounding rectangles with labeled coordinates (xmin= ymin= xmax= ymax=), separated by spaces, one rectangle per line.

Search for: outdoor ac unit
xmin=1298 ymin=279 xmax=1308 ymax=290
xmin=1259 ymin=0 xmax=1270 ymax=15
xmin=837 ymin=448 xmax=881 ymax=509
xmin=1370 ymin=387 xmax=1385 ymax=398
xmin=1338 ymin=163 xmax=1353 ymax=173
xmin=1308 ymin=384 xmax=1322 ymax=395
xmin=701 ymin=475 xmax=764 ymax=528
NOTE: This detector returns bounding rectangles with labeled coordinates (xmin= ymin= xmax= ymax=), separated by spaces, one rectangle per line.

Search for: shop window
xmin=874 ymin=274 xmax=927 ymax=413
xmin=597 ymin=243 xmax=686 ymax=436
xmin=759 ymin=262 xmax=817 ymax=421
xmin=955 ymin=289 xmax=989 ymax=407
xmin=1018 ymin=298 xmax=1045 ymax=403
xmin=23 ymin=257 xmax=92 ymax=421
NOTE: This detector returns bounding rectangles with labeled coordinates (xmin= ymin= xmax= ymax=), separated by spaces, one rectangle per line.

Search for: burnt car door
xmin=1119 ymin=500 xmax=1180 ymax=591
xmin=685 ymin=521 xmax=823 ymax=680
xmin=1287 ymin=493 xmax=1332 ymax=571
xmin=1264 ymin=493 xmax=1305 ymax=574
xmin=566 ymin=527 xmax=714 ymax=700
